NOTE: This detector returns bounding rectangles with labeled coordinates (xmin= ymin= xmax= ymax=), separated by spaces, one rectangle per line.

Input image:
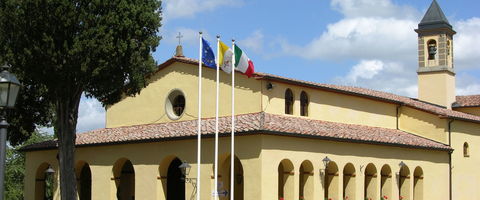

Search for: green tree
xmin=0 ymin=0 xmax=162 ymax=198
xmin=5 ymin=131 xmax=53 ymax=200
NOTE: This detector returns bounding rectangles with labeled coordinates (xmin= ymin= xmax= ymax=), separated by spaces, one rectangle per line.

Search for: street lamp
xmin=322 ymin=156 xmax=331 ymax=169
xmin=399 ymin=161 xmax=406 ymax=169
xmin=0 ymin=64 xmax=21 ymax=200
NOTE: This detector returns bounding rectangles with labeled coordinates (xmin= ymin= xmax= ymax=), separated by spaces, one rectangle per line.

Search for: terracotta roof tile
xmin=156 ymin=57 xmax=480 ymax=123
xmin=23 ymin=112 xmax=450 ymax=151
xmin=454 ymin=95 xmax=480 ymax=107
xmin=254 ymin=72 xmax=480 ymax=123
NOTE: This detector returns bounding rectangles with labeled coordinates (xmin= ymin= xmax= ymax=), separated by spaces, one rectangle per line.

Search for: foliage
xmin=5 ymin=131 xmax=53 ymax=200
xmin=0 ymin=0 xmax=162 ymax=198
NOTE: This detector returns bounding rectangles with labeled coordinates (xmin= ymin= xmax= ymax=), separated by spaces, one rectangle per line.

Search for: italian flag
xmin=234 ymin=45 xmax=255 ymax=77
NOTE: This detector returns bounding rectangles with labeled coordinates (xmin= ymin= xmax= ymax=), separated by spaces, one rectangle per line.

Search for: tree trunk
xmin=55 ymin=90 xmax=82 ymax=200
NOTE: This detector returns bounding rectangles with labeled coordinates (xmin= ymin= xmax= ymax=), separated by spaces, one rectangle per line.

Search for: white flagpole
xmin=197 ymin=32 xmax=203 ymax=200
xmin=230 ymin=39 xmax=235 ymax=200
xmin=214 ymin=35 xmax=220 ymax=200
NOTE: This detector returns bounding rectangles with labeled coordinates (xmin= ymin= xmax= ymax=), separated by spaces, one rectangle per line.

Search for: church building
xmin=22 ymin=1 xmax=480 ymax=200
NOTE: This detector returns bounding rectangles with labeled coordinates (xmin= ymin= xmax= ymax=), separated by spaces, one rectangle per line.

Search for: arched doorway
xmin=399 ymin=165 xmax=410 ymax=200
xmin=34 ymin=163 xmax=55 ymax=200
xmin=219 ymin=155 xmax=244 ymax=200
xmin=325 ymin=161 xmax=339 ymax=200
xmin=299 ymin=160 xmax=314 ymax=200
xmin=278 ymin=159 xmax=294 ymax=200
xmin=167 ymin=158 xmax=185 ymax=200
xmin=413 ymin=167 xmax=423 ymax=200
xmin=364 ymin=163 xmax=377 ymax=200
xmin=76 ymin=162 xmax=91 ymax=200
xmin=343 ymin=163 xmax=356 ymax=200
xmin=380 ymin=165 xmax=392 ymax=200
xmin=113 ymin=159 xmax=135 ymax=200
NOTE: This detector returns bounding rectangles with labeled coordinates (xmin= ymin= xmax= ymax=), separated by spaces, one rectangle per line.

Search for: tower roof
xmin=418 ymin=0 xmax=452 ymax=30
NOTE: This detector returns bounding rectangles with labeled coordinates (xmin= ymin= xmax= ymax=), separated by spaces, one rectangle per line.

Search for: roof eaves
xmin=256 ymin=74 xmax=402 ymax=105
xmin=22 ymin=127 xmax=451 ymax=152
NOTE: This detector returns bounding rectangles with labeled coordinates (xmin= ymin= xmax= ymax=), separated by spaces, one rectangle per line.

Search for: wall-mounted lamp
xmin=266 ymin=82 xmax=275 ymax=90
xmin=179 ymin=161 xmax=191 ymax=178
xmin=45 ymin=165 xmax=55 ymax=174
xmin=178 ymin=161 xmax=197 ymax=196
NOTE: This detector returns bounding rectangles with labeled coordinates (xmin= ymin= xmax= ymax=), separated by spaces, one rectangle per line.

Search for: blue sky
xmin=70 ymin=0 xmax=480 ymax=133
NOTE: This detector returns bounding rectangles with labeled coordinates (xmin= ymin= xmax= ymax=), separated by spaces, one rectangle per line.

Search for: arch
xmin=413 ymin=167 xmax=423 ymax=200
xmin=427 ymin=39 xmax=437 ymax=60
xmin=463 ymin=142 xmax=470 ymax=157
xmin=285 ymin=89 xmax=294 ymax=115
xmin=35 ymin=162 xmax=55 ymax=200
xmin=278 ymin=159 xmax=294 ymax=200
xmin=399 ymin=165 xmax=410 ymax=200
xmin=75 ymin=161 xmax=91 ymax=200
xmin=299 ymin=160 xmax=314 ymax=200
xmin=343 ymin=163 xmax=356 ymax=200
xmin=325 ymin=161 xmax=339 ymax=200
xmin=364 ymin=163 xmax=377 ymax=200
xmin=112 ymin=158 xmax=135 ymax=200
xmin=300 ymin=91 xmax=309 ymax=116
xmin=158 ymin=155 xmax=178 ymax=199
xmin=166 ymin=158 xmax=185 ymax=200
xmin=380 ymin=165 xmax=392 ymax=200
xmin=218 ymin=155 xmax=244 ymax=200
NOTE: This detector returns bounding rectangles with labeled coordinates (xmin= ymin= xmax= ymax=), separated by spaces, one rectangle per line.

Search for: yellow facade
xmin=25 ymin=134 xmax=450 ymax=200
xmin=23 ymin=2 xmax=480 ymax=200
xmin=23 ymin=59 xmax=480 ymax=200
xmin=417 ymin=71 xmax=456 ymax=109
xmin=106 ymin=62 xmax=262 ymax=128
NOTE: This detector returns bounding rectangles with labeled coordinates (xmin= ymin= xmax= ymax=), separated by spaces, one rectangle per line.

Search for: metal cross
xmin=176 ymin=32 xmax=183 ymax=45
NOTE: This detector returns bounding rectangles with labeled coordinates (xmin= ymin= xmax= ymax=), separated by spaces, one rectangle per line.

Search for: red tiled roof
xmin=254 ymin=72 xmax=480 ymax=123
xmin=155 ymin=57 xmax=480 ymax=123
xmin=454 ymin=95 xmax=480 ymax=107
xmin=22 ymin=112 xmax=450 ymax=151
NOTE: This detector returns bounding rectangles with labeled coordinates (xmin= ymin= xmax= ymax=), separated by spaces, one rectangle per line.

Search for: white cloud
xmin=163 ymin=0 xmax=240 ymax=20
xmin=76 ymin=97 xmax=105 ymax=133
xmin=281 ymin=17 xmax=418 ymax=61
xmin=457 ymin=84 xmax=480 ymax=95
xmin=277 ymin=0 xmax=480 ymax=97
xmin=37 ymin=97 xmax=105 ymax=135
xmin=334 ymin=59 xmax=418 ymax=97
xmin=331 ymin=0 xmax=419 ymax=19
xmin=239 ymin=30 xmax=264 ymax=54
xmin=456 ymin=73 xmax=480 ymax=95
xmin=453 ymin=17 xmax=480 ymax=70
xmin=346 ymin=60 xmax=384 ymax=82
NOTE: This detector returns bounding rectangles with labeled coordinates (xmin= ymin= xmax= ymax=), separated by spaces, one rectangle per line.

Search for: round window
xmin=166 ymin=90 xmax=186 ymax=120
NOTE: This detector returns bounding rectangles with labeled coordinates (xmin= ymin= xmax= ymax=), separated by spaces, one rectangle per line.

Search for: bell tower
xmin=415 ymin=0 xmax=456 ymax=108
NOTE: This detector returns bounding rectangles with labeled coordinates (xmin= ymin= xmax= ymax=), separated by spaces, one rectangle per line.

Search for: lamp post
xmin=0 ymin=64 xmax=21 ymax=200
xmin=322 ymin=156 xmax=331 ymax=170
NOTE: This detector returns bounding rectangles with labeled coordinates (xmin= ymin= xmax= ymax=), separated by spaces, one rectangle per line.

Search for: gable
xmin=106 ymin=59 xmax=262 ymax=128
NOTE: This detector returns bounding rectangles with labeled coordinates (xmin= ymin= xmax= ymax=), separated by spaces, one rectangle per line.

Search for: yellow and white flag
xmin=218 ymin=40 xmax=233 ymax=73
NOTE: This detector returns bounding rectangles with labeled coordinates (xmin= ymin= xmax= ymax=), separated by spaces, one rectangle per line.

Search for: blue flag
xmin=202 ymin=38 xmax=216 ymax=69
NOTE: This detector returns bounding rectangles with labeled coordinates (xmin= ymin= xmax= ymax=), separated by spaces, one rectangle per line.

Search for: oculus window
xmin=166 ymin=89 xmax=186 ymax=120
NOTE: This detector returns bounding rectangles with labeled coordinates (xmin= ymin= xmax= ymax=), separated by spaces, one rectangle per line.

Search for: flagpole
xmin=230 ymin=39 xmax=235 ymax=200
xmin=214 ymin=35 xmax=220 ymax=200
xmin=197 ymin=32 xmax=203 ymax=200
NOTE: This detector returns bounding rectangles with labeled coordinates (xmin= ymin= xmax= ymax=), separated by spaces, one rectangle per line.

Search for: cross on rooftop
xmin=176 ymin=32 xmax=183 ymax=45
